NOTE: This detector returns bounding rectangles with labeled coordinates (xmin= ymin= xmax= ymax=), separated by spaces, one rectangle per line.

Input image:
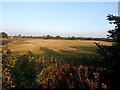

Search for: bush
xmin=2 ymin=47 xmax=108 ymax=90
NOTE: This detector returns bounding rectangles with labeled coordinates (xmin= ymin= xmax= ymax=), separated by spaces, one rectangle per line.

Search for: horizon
xmin=1 ymin=2 xmax=118 ymax=38
xmin=6 ymin=34 xmax=109 ymax=38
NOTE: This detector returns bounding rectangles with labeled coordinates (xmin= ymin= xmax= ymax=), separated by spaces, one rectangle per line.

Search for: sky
xmin=1 ymin=2 xmax=118 ymax=38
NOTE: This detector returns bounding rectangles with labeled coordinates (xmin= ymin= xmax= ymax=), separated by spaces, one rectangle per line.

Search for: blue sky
xmin=2 ymin=2 xmax=118 ymax=37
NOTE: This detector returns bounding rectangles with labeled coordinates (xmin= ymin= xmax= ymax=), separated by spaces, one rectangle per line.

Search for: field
xmin=6 ymin=38 xmax=111 ymax=53
xmin=4 ymin=38 xmax=112 ymax=66
xmin=1 ymin=38 xmax=114 ymax=89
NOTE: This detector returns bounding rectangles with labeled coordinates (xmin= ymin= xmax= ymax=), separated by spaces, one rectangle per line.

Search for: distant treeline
xmin=0 ymin=32 xmax=113 ymax=42
xmin=9 ymin=34 xmax=113 ymax=42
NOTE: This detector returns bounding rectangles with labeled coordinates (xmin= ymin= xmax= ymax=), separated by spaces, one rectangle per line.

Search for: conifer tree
xmin=95 ymin=14 xmax=120 ymax=71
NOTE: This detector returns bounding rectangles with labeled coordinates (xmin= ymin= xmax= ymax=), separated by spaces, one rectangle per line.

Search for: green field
xmin=5 ymin=39 xmax=111 ymax=67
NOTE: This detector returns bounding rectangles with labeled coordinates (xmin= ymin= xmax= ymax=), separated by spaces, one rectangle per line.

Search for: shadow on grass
xmin=40 ymin=47 xmax=109 ymax=67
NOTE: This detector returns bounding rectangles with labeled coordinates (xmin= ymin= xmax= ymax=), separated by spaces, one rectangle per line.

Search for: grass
xmin=2 ymin=39 xmax=113 ymax=89
xmin=5 ymin=39 xmax=112 ymax=67
xmin=6 ymin=39 xmax=111 ymax=54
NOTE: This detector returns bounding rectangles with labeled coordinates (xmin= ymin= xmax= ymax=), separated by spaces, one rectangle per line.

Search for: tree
xmin=95 ymin=14 xmax=120 ymax=71
xmin=95 ymin=14 xmax=120 ymax=90
xmin=0 ymin=32 xmax=8 ymax=38
xmin=56 ymin=35 xmax=61 ymax=39
xmin=46 ymin=35 xmax=51 ymax=39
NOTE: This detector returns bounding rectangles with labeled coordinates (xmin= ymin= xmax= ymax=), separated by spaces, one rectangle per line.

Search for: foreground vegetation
xmin=2 ymin=46 xmax=108 ymax=90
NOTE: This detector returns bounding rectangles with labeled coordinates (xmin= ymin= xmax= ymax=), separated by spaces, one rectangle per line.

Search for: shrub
xmin=2 ymin=47 xmax=107 ymax=90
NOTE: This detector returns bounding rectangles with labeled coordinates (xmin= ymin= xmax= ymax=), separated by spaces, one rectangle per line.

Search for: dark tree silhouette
xmin=56 ymin=35 xmax=61 ymax=39
xmin=95 ymin=14 xmax=120 ymax=71
xmin=0 ymin=32 xmax=8 ymax=38
xmin=95 ymin=14 xmax=120 ymax=90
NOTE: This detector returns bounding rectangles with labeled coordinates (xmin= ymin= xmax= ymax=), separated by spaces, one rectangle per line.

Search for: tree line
xmin=0 ymin=32 xmax=111 ymax=42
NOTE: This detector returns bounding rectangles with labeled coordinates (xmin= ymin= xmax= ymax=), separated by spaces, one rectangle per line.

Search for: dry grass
xmin=5 ymin=39 xmax=112 ymax=54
